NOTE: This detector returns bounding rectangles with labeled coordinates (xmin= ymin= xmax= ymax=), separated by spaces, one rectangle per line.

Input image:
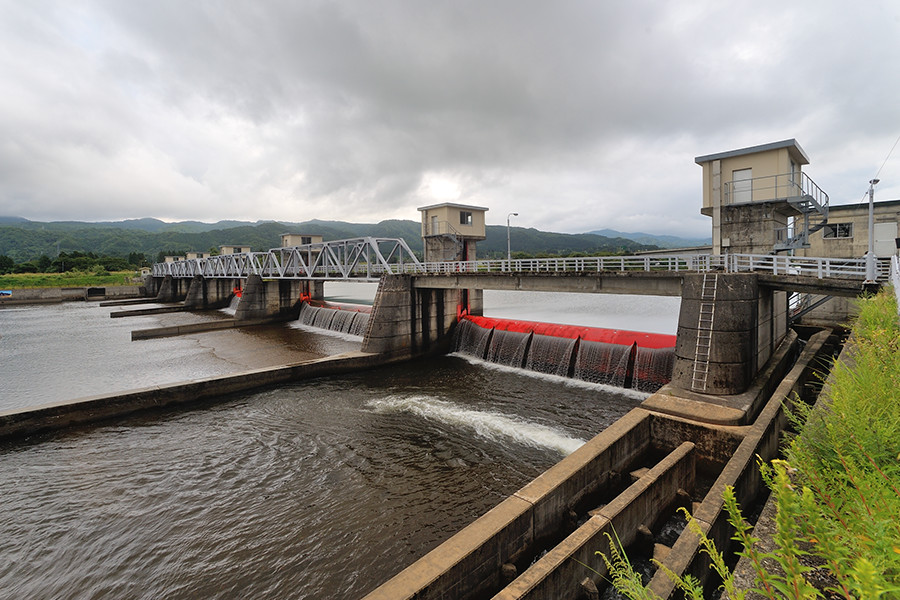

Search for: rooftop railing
xmin=723 ymin=171 xmax=829 ymax=211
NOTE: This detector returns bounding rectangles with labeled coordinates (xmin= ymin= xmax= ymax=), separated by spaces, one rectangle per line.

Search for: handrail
xmin=153 ymin=250 xmax=891 ymax=282
xmin=723 ymin=171 xmax=828 ymax=211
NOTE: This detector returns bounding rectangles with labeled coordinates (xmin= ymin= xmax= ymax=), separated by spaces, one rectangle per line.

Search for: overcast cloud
xmin=1 ymin=1 xmax=899 ymax=237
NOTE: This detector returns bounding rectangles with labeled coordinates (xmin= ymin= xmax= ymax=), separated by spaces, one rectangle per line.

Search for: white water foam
xmin=288 ymin=322 xmax=364 ymax=342
xmin=366 ymin=395 xmax=586 ymax=456
xmin=448 ymin=352 xmax=650 ymax=401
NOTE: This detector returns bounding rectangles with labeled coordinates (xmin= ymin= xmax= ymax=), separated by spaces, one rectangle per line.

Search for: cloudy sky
xmin=2 ymin=1 xmax=899 ymax=237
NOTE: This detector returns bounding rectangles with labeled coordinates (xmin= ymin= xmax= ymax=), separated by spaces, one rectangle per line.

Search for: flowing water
xmin=0 ymin=285 xmax=680 ymax=599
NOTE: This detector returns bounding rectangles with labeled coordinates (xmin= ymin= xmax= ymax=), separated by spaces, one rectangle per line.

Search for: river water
xmin=0 ymin=285 xmax=680 ymax=599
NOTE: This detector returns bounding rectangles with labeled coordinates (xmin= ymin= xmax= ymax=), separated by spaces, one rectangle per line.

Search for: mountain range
xmin=0 ymin=216 xmax=708 ymax=263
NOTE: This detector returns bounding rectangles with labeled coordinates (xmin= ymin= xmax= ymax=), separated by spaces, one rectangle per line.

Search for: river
xmin=0 ymin=285 xmax=679 ymax=599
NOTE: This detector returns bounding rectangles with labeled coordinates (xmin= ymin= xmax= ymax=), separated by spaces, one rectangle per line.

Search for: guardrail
xmin=154 ymin=250 xmax=891 ymax=282
xmin=395 ymin=253 xmax=890 ymax=280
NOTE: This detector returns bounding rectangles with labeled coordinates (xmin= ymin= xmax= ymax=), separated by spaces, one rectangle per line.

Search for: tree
xmin=37 ymin=254 xmax=52 ymax=271
xmin=0 ymin=255 xmax=13 ymax=274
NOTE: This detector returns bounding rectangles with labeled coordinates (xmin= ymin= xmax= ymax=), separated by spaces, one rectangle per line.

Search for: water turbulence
xmin=526 ymin=334 xmax=577 ymax=377
xmin=367 ymin=395 xmax=585 ymax=456
xmin=574 ymin=340 xmax=631 ymax=387
xmin=455 ymin=316 xmax=676 ymax=392
xmin=219 ymin=294 xmax=240 ymax=316
xmin=633 ymin=346 xmax=677 ymax=393
xmin=487 ymin=329 xmax=530 ymax=368
xmin=454 ymin=319 xmax=492 ymax=359
xmin=297 ymin=303 xmax=370 ymax=337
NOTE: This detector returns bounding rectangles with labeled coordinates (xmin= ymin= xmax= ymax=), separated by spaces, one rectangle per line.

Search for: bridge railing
xmin=154 ymin=250 xmax=891 ymax=282
xmin=389 ymin=253 xmax=885 ymax=280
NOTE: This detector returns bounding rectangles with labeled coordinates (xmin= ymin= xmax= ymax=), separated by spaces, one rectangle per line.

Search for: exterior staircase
xmin=773 ymin=173 xmax=830 ymax=252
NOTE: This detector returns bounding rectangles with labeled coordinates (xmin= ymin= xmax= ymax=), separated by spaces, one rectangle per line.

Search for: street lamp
xmin=507 ymin=212 xmax=518 ymax=262
xmin=865 ymin=178 xmax=879 ymax=283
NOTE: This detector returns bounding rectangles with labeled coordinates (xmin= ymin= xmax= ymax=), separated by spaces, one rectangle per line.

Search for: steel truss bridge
xmin=152 ymin=236 xmax=892 ymax=283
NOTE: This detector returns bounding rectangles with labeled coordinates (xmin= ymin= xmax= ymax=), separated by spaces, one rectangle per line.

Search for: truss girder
xmin=151 ymin=237 xmax=423 ymax=281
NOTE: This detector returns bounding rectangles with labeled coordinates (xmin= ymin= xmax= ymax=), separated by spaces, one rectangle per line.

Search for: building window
xmin=823 ymin=223 xmax=852 ymax=239
xmin=301 ymin=236 xmax=312 ymax=245
xmin=459 ymin=211 xmax=473 ymax=226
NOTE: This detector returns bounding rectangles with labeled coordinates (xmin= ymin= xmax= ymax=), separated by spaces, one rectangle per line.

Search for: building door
xmin=874 ymin=221 xmax=898 ymax=257
xmin=732 ymin=168 xmax=752 ymax=204
xmin=430 ymin=215 xmax=438 ymax=235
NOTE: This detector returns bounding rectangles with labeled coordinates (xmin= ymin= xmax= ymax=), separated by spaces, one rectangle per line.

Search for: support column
xmin=154 ymin=275 xmax=178 ymax=302
xmin=672 ymin=273 xmax=759 ymax=395
xmin=234 ymin=275 xmax=305 ymax=321
xmin=361 ymin=275 xmax=459 ymax=357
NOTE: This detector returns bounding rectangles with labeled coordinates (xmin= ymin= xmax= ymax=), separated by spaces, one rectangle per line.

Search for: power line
xmin=857 ymin=131 xmax=900 ymax=202
xmin=873 ymin=131 xmax=900 ymax=181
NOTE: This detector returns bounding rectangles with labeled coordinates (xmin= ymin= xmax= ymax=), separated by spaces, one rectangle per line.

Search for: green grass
xmin=0 ymin=271 xmax=140 ymax=289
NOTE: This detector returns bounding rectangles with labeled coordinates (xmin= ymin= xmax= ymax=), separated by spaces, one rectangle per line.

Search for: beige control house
xmin=417 ymin=202 xmax=488 ymax=262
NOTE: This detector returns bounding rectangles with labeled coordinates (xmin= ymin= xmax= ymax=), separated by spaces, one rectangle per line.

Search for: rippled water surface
xmin=0 ymin=287 xmax=679 ymax=599
xmin=1 ymin=357 xmax=640 ymax=599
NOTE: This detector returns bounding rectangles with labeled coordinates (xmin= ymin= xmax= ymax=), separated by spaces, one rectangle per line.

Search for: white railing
xmin=723 ymin=171 xmax=828 ymax=210
xmin=154 ymin=250 xmax=891 ymax=282
xmin=397 ymin=253 xmax=887 ymax=280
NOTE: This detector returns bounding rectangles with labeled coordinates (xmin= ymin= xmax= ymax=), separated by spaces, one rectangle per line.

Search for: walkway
xmin=152 ymin=237 xmax=891 ymax=285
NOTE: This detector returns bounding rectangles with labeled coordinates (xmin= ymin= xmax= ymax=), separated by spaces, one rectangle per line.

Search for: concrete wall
xmin=183 ymin=276 xmax=241 ymax=309
xmin=154 ymin=275 xmax=192 ymax=302
xmin=233 ymin=275 xmax=310 ymax=321
xmin=0 ymin=286 xmax=145 ymax=305
xmin=361 ymin=275 xmax=459 ymax=357
xmin=798 ymin=200 xmax=900 ymax=259
xmin=719 ymin=202 xmax=790 ymax=254
xmin=672 ymin=274 xmax=760 ymax=395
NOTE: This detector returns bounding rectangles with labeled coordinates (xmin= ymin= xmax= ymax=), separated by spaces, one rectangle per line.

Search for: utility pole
xmin=865 ymin=178 xmax=879 ymax=283
xmin=507 ymin=212 xmax=518 ymax=262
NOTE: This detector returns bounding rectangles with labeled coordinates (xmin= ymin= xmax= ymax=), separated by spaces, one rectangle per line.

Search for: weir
xmin=454 ymin=318 xmax=677 ymax=393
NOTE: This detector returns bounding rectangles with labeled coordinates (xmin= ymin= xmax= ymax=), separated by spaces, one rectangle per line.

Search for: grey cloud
xmin=1 ymin=0 xmax=899 ymax=235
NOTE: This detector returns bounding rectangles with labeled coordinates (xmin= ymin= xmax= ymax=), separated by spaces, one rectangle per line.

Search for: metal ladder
xmin=691 ymin=273 xmax=717 ymax=392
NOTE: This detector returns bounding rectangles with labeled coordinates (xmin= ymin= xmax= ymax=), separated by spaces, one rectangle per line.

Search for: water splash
xmin=219 ymin=295 xmax=240 ymax=316
xmin=367 ymin=395 xmax=586 ymax=456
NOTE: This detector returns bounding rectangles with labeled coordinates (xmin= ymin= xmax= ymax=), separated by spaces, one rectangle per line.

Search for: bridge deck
xmin=151 ymin=238 xmax=887 ymax=295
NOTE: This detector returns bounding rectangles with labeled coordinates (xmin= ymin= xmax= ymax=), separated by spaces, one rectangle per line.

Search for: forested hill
xmin=0 ymin=217 xmax=658 ymax=263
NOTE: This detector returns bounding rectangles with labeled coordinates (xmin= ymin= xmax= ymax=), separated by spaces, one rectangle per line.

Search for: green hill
xmin=0 ymin=218 xmax=657 ymax=264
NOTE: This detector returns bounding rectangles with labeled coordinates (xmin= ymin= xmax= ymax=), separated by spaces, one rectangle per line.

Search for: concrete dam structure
xmin=3 ymin=253 xmax=866 ymax=598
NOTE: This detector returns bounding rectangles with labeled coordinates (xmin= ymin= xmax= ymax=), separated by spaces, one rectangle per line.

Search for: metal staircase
xmin=772 ymin=173 xmax=829 ymax=252
xmin=691 ymin=273 xmax=717 ymax=393
xmin=773 ymin=193 xmax=830 ymax=252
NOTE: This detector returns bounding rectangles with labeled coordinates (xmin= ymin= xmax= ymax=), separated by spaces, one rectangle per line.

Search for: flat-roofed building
xmin=695 ymin=139 xmax=828 ymax=255
xmin=417 ymin=202 xmax=488 ymax=262
xmin=281 ymin=233 xmax=324 ymax=247
xmin=219 ymin=245 xmax=252 ymax=255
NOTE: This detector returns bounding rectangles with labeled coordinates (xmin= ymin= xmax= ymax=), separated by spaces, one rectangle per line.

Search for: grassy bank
xmin=0 ymin=271 xmax=139 ymax=289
